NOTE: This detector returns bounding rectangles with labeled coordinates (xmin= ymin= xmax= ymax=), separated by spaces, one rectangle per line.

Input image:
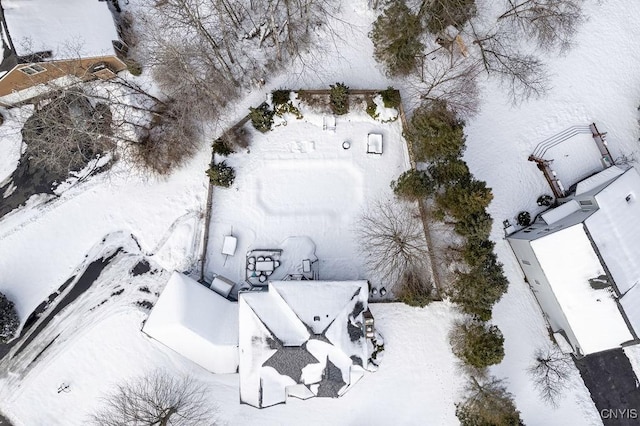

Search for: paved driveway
xmin=574 ymin=348 xmax=640 ymax=426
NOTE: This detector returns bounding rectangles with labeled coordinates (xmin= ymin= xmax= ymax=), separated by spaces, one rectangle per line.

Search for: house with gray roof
xmin=238 ymin=280 xmax=374 ymax=408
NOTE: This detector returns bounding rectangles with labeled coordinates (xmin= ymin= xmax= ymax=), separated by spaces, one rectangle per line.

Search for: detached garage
xmin=142 ymin=272 xmax=239 ymax=373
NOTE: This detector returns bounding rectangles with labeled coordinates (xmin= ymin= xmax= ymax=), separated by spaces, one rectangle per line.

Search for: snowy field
xmin=3 ymin=0 xmax=640 ymax=424
xmin=204 ymin=102 xmax=411 ymax=288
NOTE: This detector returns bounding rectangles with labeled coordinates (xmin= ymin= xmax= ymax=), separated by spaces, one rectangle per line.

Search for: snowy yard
xmin=204 ymin=101 xmax=411 ymax=289
xmin=3 ymin=0 xmax=640 ymax=424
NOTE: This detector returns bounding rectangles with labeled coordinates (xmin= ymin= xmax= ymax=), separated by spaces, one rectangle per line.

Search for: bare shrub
xmin=528 ymin=345 xmax=572 ymax=406
xmin=357 ymin=199 xmax=433 ymax=296
xmin=90 ymin=369 xmax=219 ymax=426
xmin=130 ymin=101 xmax=200 ymax=175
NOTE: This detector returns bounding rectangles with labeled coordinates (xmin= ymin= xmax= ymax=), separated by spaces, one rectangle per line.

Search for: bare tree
xmin=498 ymin=0 xmax=585 ymax=52
xmin=90 ymin=370 xmax=218 ymax=426
xmin=528 ymin=345 xmax=572 ymax=406
xmin=357 ymin=199 xmax=433 ymax=296
xmin=409 ymin=51 xmax=481 ymax=117
xmin=470 ymin=22 xmax=548 ymax=103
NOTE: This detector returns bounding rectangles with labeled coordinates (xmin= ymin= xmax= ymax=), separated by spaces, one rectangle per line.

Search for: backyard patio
xmin=203 ymin=99 xmax=411 ymax=295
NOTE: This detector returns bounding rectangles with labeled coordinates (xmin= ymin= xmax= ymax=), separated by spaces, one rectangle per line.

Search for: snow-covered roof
xmin=541 ymin=200 xmax=580 ymax=225
xmin=142 ymin=272 xmax=239 ymax=374
xmin=2 ymin=0 xmax=119 ymax=61
xmin=238 ymin=280 xmax=370 ymax=408
xmin=575 ymin=165 xmax=625 ymax=195
xmin=531 ymin=224 xmax=634 ymax=355
xmin=585 ymin=167 xmax=640 ymax=295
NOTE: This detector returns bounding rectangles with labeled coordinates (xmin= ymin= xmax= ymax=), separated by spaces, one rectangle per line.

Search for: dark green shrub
xmin=212 ymin=138 xmax=234 ymax=156
xmin=249 ymin=103 xmax=274 ymax=133
xmin=461 ymin=238 xmax=495 ymax=267
xmin=0 ymin=292 xmax=19 ymax=343
xmin=517 ymin=211 xmax=531 ymax=226
xmin=391 ymin=169 xmax=435 ymax=200
xmin=206 ymin=161 xmax=235 ymax=187
xmin=456 ymin=376 xmax=522 ymax=426
xmin=380 ymin=87 xmax=401 ymax=108
xmin=329 ymin=83 xmax=349 ymax=115
xmin=272 ymin=90 xmax=291 ymax=106
xmin=436 ymin=178 xmax=493 ymax=220
xmin=370 ymin=2 xmax=424 ymax=76
xmin=450 ymin=255 xmax=508 ymax=321
xmin=366 ymin=97 xmax=379 ymax=120
xmin=454 ymin=211 xmax=493 ymax=240
xmin=409 ymin=101 xmax=466 ymax=162
xmin=397 ymin=269 xmax=434 ymax=307
xmin=450 ymin=319 xmax=505 ymax=369
xmin=428 ymin=159 xmax=470 ymax=187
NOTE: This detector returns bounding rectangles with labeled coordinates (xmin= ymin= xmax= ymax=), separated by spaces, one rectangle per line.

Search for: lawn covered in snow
xmin=204 ymin=99 xmax=411 ymax=288
xmin=3 ymin=0 xmax=640 ymax=424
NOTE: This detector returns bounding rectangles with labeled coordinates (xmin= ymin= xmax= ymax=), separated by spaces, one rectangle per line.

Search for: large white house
xmin=238 ymin=280 xmax=373 ymax=408
xmin=508 ymin=165 xmax=640 ymax=356
xmin=143 ymin=274 xmax=376 ymax=407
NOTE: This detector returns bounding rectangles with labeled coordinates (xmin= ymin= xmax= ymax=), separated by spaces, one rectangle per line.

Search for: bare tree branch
xmin=90 ymin=369 xmax=219 ymax=426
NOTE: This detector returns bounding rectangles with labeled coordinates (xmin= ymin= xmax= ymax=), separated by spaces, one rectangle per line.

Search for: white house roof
xmin=575 ymin=165 xmax=625 ymax=195
xmin=531 ymin=224 xmax=634 ymax=355
xmin=541 ymin=200 xmax=580 ymax=225
xmin=238 ymin=280 xmax=370 ymax=408
xmin=142 ymin=272 xmax=239 ymax=374
xmin=2 ymin=0 xmax=119 ymax=61
xmin=585 ymin=167 xmax=640 ymax=295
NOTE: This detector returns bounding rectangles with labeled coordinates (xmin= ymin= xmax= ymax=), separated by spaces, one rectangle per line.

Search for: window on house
xmin=579 ymin=200 xmax=593 ymax=207
xmin=18 ymin=64 xmax=46 ymax=75
xmin=522 ymin=260 xmax=531 ymax=265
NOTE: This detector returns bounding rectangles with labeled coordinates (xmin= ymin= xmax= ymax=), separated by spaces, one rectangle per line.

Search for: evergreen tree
xmin=451 ymin=318 xmax=505 ymax=369
xmin=454 ymin=211 xmax=493 ymax=240
xmin=456 ymin=376 xmax=523 ymax=426
xmin=424 ymin=0 xmax=477 ymax=34
xmin=249 ymin=103 xmax=274 ymax=133
xmin=436 ymin=178 xmax=493 ymax=220
xmin=408 ymin=101 xmax=466 ymax=162
xmin=370 ymin=1 xmax=424 ymax=76
xmin=206 ymin=161 xmax=235 ymax=188
xmin=450 ymin=255 xmax=509 ymax=321
xmin=428 ymin=158 xmax=470 ymax=187
xmin=391 ymin=169 xmax=435 ymax=200
xmin=0 ymin=292 xmax=19 ymax=343
xmin=329 ymin=83 xmax=350 ymax=115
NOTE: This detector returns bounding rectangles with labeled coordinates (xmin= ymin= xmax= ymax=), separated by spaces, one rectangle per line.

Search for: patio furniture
xmin=367 ymin=133 xmax=383 ymax=154
xmin=210 ymin=275 xmax=234 ymax=298
xmin=222 ymin=235 xmax=237 ymax=256
xmin=274 ymin=260 xmax=280 ymax=268
xmin=257 ymin=256 xmax=265 ymax=262
xmin=248 ymin=257 xmax=256 ymax=264
xmin=323 ymin=115 xmax=336 ymax=131
xmin=247 ymin=263 xmax=255 ymax=271
xmin=256 ymin=260 xmax=275 ymax=272
xmin=259 ymin=275 xmax=267 ymax=283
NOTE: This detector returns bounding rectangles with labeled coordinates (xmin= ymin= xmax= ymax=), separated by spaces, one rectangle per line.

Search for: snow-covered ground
xmin=3 ymin=0 xmax=640 ymax=424
xmin=204 ymin=100 xmax=410 ymax=289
